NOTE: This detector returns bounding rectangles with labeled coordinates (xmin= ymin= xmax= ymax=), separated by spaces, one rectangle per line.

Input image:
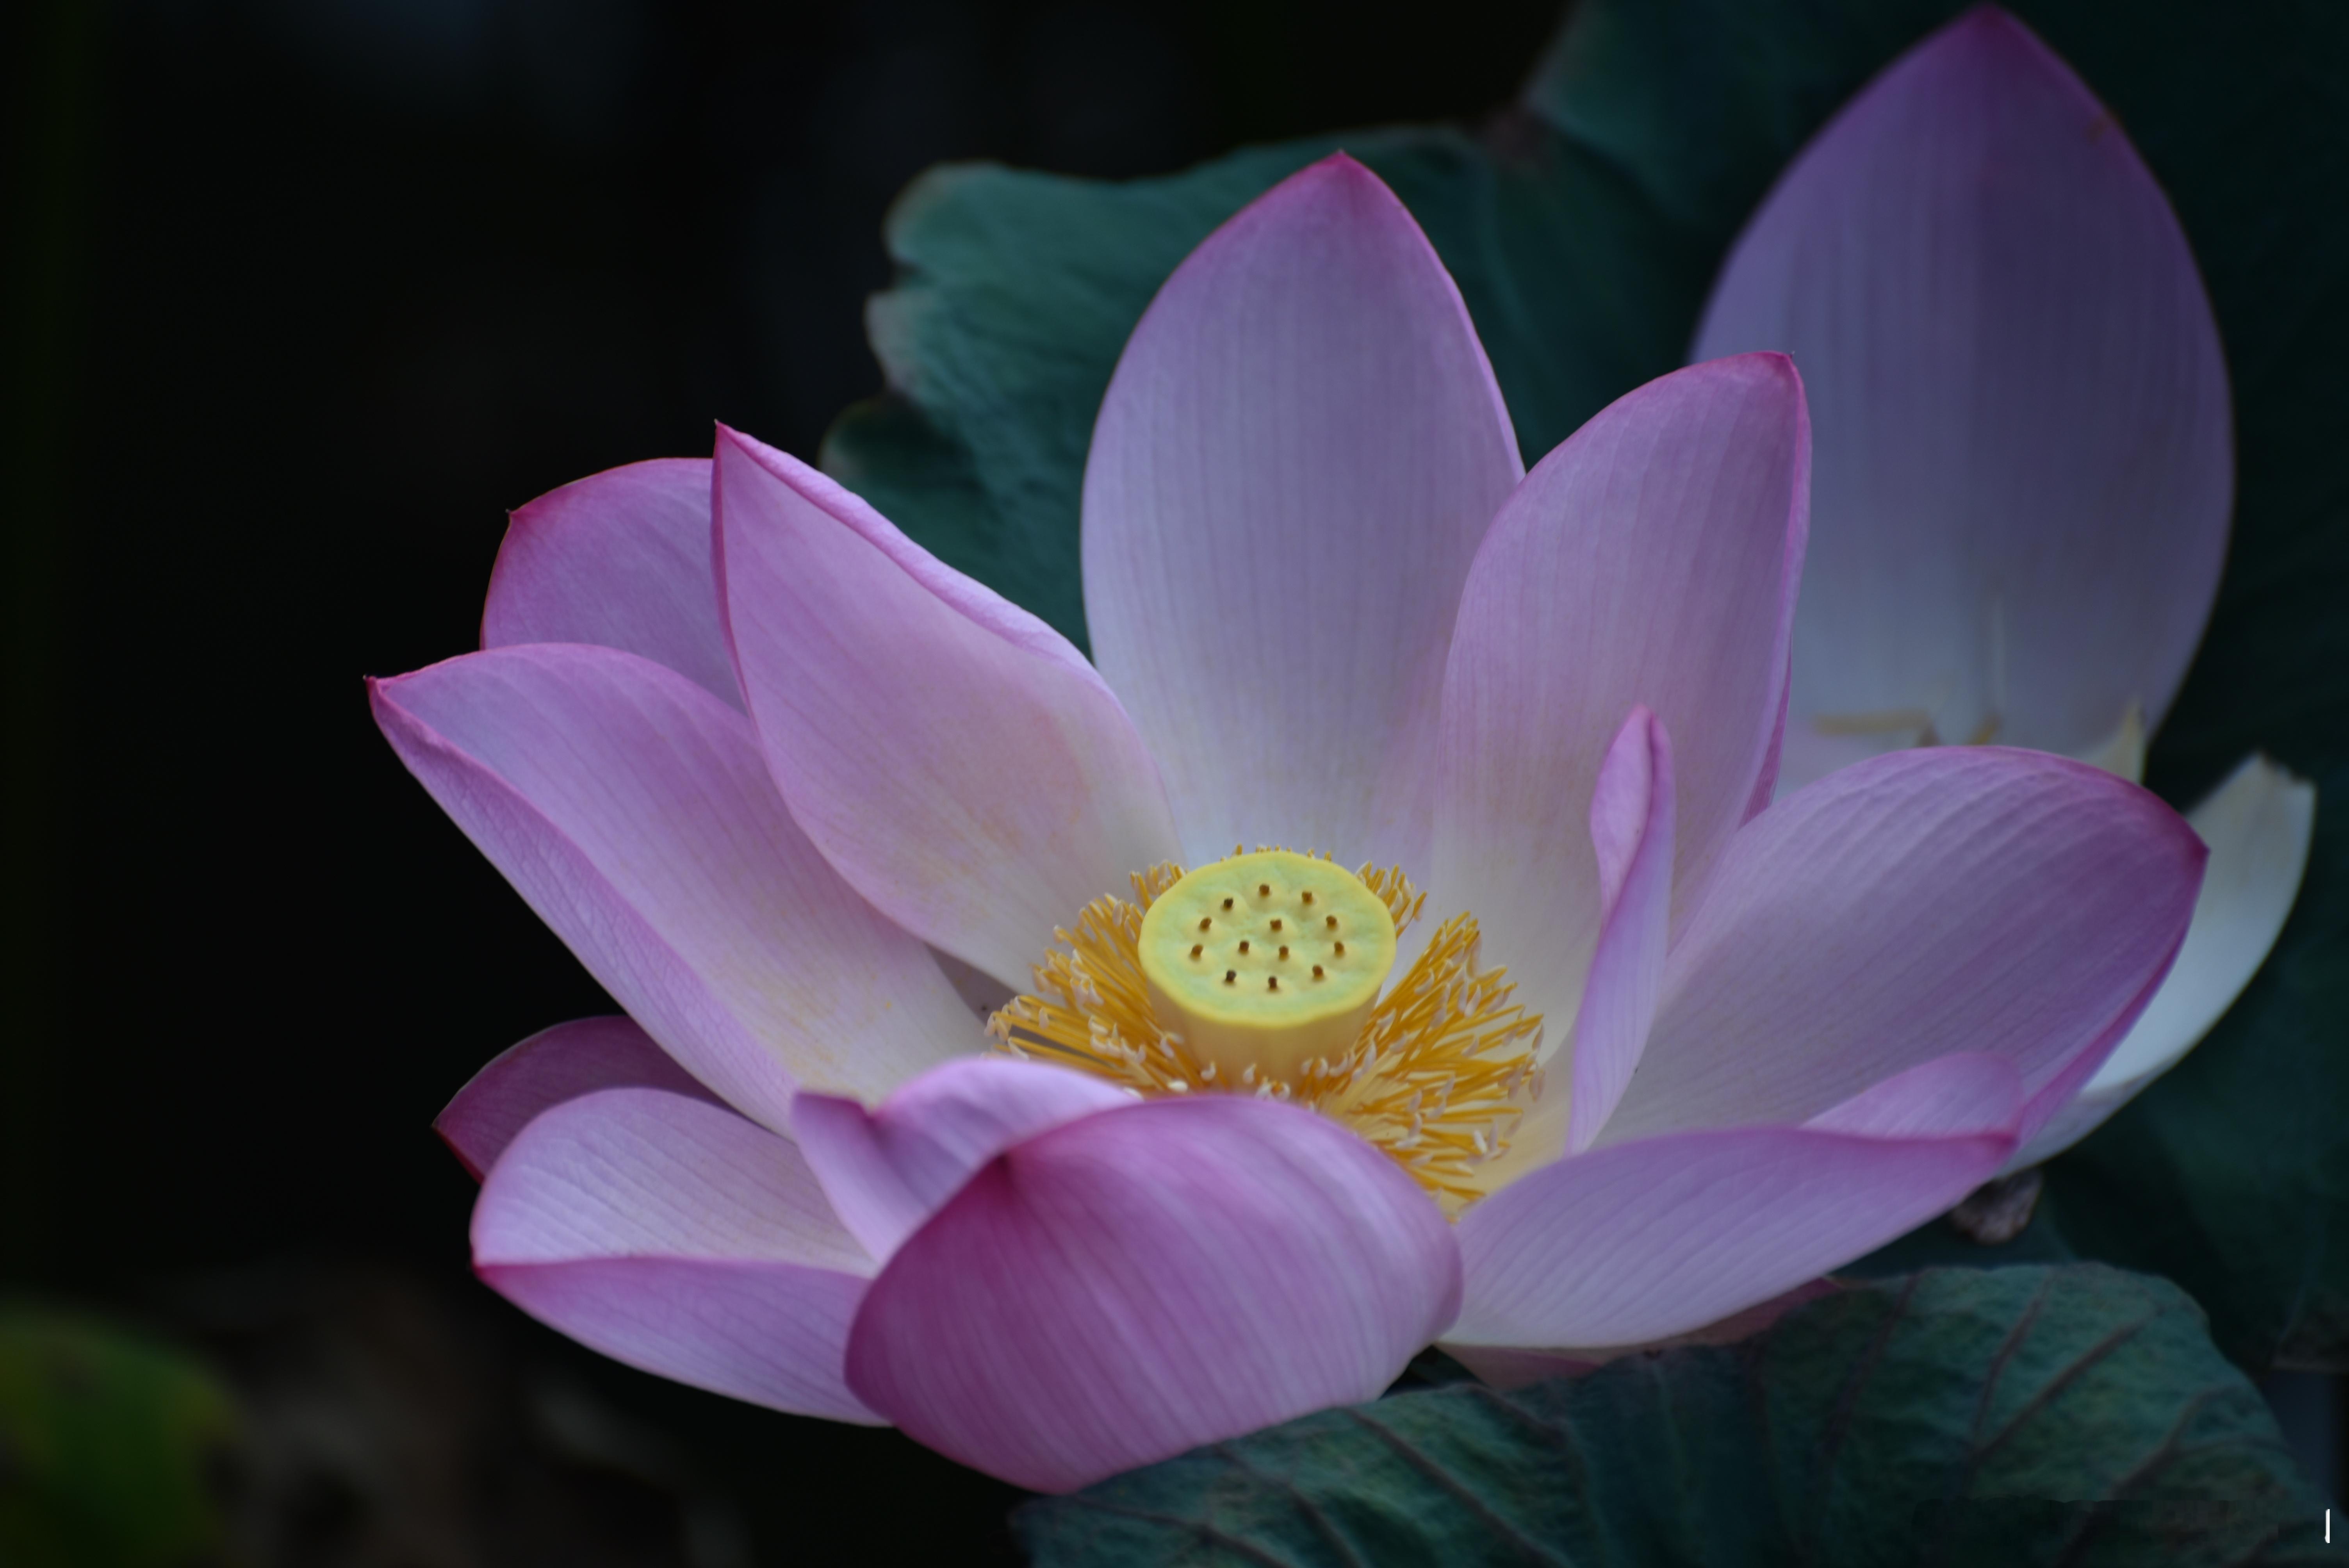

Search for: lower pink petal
xmin=844 ymin=1097 xmax=1458 ymax=1493
xmin=1452 ymin=1055 xmax=2018 ymax=1349
xmin=437 ymin=1015 xmax=720 ymax=1180
xmin=791 ymin=1057 xmax=1135 ymax=1261
xmin=474 ymin=1088 xmax=880 ymax=1423
xmin=487 ymin=1258 xmax=876 ymax=1424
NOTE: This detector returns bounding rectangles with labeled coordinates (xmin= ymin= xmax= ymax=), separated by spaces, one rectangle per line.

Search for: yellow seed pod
xmin=1137 ymin=849 xmax=1397 ymax=1082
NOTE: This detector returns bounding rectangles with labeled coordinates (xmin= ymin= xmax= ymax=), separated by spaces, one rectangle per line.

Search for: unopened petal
xmin=474 ymin=1088 xmax=881 ymax=1424
xmin=1696 ymin=9 xmax=2231 ymax=772
xmin=1082 ymin=153 xmax=1523 ymax=871
xmin=844 ymin=1096 xmax=1458 ymax=1493
xmin=717 ymin=429 xmax=1179 ymax=989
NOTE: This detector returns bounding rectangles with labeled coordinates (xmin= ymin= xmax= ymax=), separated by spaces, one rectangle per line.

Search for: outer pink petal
xmin=371 ymin=644 xmax=975 ymax=1130
xmin=1434 ymin=355 xmax=1807 ymax=1037
xmin=1081 ymin=153 xmax=1524 ymax=872
xmin=843 ymin=1096 xmax=1459 ymax=1493
xmin=1452 ymin=1055 xmax=2019 ymax=1349
xmin=1599 ymin=747 xmax=2204 ymax=1146
xmin=715 ymin=428 xmax=1180 ymax=989
xmin=481 ymin=458 xmax=741 ymax=709
xmin=1566 ymin=708 xmax=1677 ymax=1154
xmin=1694 ymin=9 xmax=2230 ymax=770
xmin=790 ymin=1057 xmax=1134 ymax=1261
xmin=437 ymin=1015 xmax=720 ymax=1180
xmin=474 ymin=1088 xmax=881 ymax=1424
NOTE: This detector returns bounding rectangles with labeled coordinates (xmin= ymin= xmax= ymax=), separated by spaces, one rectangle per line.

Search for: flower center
xmin=1135 ymin=850 xmax=1397 ymax=1082
xmin=986 ymin=848 xmax=1546 ymax=1213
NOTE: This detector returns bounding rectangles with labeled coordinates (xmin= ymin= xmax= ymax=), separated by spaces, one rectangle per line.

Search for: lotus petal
xmin=1082 ymin=153 xmax=1523 ymax=872
xmin=845 ymin=1096 xmax=1457 ymax=1492
xmin=437 ymin=1015 xmax=720 ymax=1179
xmin=1695 ymin=9 xmax=2231 ymax=771
xmin=1434 ymin=355 xmax=1806 ymax=1036
xmin=1600 ymin=748 xmax=2203 ymax=1146
xmin=482 ymin=458 xmax=740 ymax=708
xmin=474 ymin=1088 xmax=880 ymax=1424
xmin=1451 ymin=1055 xmax=2018 ymax=1348
xmin=717 ymin=429 xmax=1179 ymax=988
xmin=372 ymin=645 xmax=975 ymax=1128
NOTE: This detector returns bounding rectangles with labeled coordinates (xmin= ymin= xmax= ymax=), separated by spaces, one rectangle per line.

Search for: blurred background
xmin=4 ymin=0 xmax=1567 ymax=1560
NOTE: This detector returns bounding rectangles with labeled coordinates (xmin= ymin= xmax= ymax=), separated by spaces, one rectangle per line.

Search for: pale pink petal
xmin=715 ymin=429 xmax=1179 ymax=989
xmin=844 ymin=1096 xmax=1458 ymax=1493
xmin=1566 ymin=708 xmax=1676 ymax=1153
xmin=437 ymin=1015 xmax=720 ymax=1180
xmin=1452 ymin=1055 xmax=2019 ymax=1348
xmin=1440 ymin=1342 xmax=1607 ymax=1390
xmin=1599 ymin=747 xmax=2204 ymax=1146
xmin=482 ymin=458 xmax=741 ymax=709
xmin=1694 ymin=9 xmax=2231 ymax=771
xmin=1444 ymin=1279 xmax=1843 ymax=1389
xmin=1434 ymin=355 xmax=1807 ymax=1038
xmin=790 ymin=1057 xmax=1135 ymax=1261
xmin=474 ymin=1088 xmax=881 ymax=1424
xmin=1081 ymin=153 xmax=1524 ymax=872
xmin=371 ymin=645 xmax=975 ymax=1130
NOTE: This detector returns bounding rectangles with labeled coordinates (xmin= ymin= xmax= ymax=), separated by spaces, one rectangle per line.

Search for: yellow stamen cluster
xmin=985 ymin=850 xmax=1544 ymax=1214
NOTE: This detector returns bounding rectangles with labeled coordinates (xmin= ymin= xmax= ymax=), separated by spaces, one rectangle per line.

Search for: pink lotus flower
xmin=1693 ymin=7 xmax=2316 ymax=1167
xmin=374 ymin=153 xmax=2204 ymax=1493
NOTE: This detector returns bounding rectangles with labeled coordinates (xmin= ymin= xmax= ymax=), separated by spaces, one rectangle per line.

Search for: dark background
xmin=5 ymin=0 xmax=1564 ymax=1559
